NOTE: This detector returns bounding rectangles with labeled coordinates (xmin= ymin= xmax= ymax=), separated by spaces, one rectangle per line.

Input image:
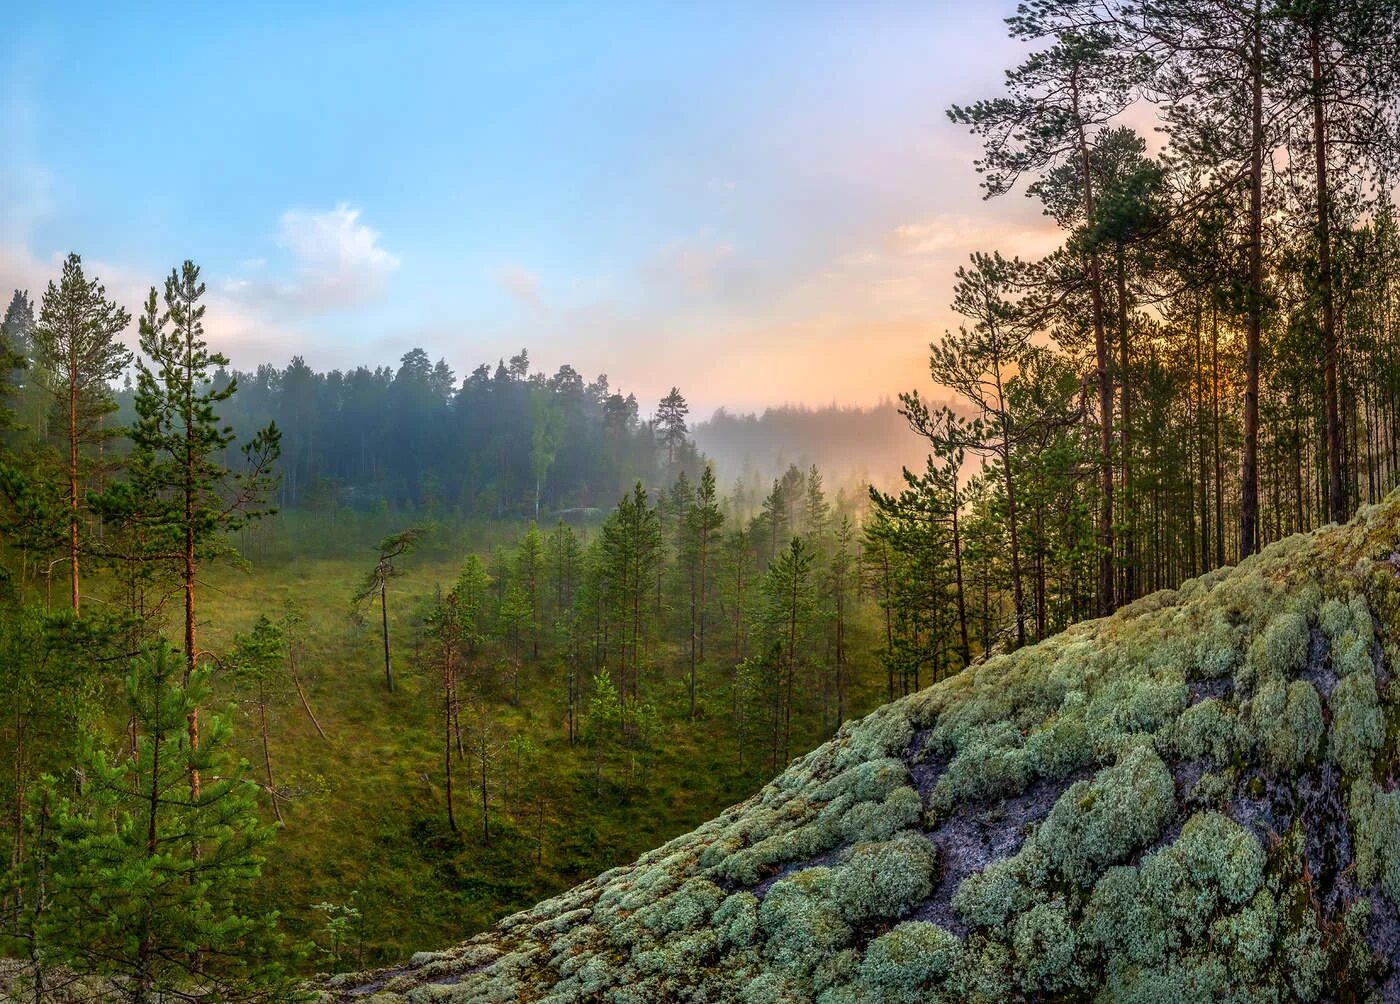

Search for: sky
xmin=0 ymin=1 xmax=1063 ymax=416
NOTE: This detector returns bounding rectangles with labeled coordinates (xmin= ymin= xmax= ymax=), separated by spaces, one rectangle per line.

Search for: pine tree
xmin=40 ymin=644 xmax=297 ymax=1003
xmin=761 ymin=536 xmax=815 ymax=770
xmin=656 ymin=387 xmax=689 ymax=468
xmin=30 ymin=254 xmax=132 ymax=616
xmin=354 ymin=526 xmax=428 ymax=694
xmin=230 ymin=616 xmax=288 ymax=824
xmin=109 ymin=262 xmax=280 ymax=802
xmin=600 ymin=483 xmax=662 ymax=721
xmin=950 ymin=6 xmax=1145 ymax=611
xmin=515 ymin=524 xmax=545 ymax=660
xmin=425 ymin=585 xmax=464 ymax=832
xmin=681 ymin=464 xmax=724 ymax=720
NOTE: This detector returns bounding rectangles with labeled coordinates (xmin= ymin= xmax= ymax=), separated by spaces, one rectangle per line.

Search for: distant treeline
xmin=107 ymin=348 xmax=694 ymax=517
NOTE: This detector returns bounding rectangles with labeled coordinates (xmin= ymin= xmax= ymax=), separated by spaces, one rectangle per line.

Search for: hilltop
xmin=322 ymin=494 xmax=1400 ymax=1003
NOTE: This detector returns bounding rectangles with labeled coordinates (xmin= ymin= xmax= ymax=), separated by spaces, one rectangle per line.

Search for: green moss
xmin=758 ymin=867 xmax=851 ymax=966
xmin=929 ymin=721 xmax=1032 ymax=815
xmin=713 ymin=891 xmax=759 ymax=950
xmin=1245 ymin=606 xmax=1310 ymax=686
xmin=633 ymin=877 xmax=725 ymax=935
xmin=1174 ymin=697 xmax=1235 ymax=766
xmin=1328 ymin=669 xmax=1383 ymax=776
xmin=1159 ymin=812 xmax=1266 ymax=908
xmin=1022 ymin=691 xmax=1091 ymax=779
xmin=1084 ymin=866 xmax=1167 ymax=965
xmin=1350 ymin=779 xmax=1400 ymax=898
xmin=1209 ymin=888 xmax=1278 ymax=970
xmin=1319 ymin=594 xmax=1373 ymax=674
xmin=832 ymin=833 xmax=937 ymax=925
xmin=1248 ymin=678 xmax=1324 ymax=775
xmin=1038 ymin=744 xmax=1175 ymax=887
xmin=952 ymin=841 xmax=1047 ymax=932
xmin=841 ymin=921 xmax=963 ymax=1004
xmin=838 ymin=786 xmax=922 ymax=843
xmin=1011 ymin=899 xmax=1081 ymax=993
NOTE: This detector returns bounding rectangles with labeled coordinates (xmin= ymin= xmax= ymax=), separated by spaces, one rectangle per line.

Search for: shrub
xmin=1328 ymin=670 xmax=1382 ymax=776
xmin=1038 ymin=745 xmax=1175 ymax=887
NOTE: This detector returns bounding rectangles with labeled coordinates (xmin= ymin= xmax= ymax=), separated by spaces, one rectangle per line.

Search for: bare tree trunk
xmin=381 ymin=584 xmax=394 ymax=692
xmin=1310 ymin=21 xmax=1344 ymax=524
xmin=1073 ymin=71 xmax=1114 ymax=614
xmin=1241 ymin=0 xmax=1265 ymax=557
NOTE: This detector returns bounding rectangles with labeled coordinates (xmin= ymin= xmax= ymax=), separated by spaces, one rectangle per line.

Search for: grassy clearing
xmin=194 ymin=515 xmax=890 ymax=969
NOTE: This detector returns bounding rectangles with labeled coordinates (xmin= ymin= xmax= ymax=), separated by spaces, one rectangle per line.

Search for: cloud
xmin=644 ymin=236 xmax=734 ymax=294
xmin=0 ymin=240 xmax=298 ymax=371
xmin=225 ymin=204 xmax=399 ymax=315
xmin=491 ymin=265 xmax=543 ymax=309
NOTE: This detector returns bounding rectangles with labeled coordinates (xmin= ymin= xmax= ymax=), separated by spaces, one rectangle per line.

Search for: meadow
xmin=196 ymin=509 xmax=890 ymax=969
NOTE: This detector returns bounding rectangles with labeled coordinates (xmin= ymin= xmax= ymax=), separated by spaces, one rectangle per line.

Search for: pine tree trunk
xmin=1072 ymin=71 xmax=1114 ymax=615
xmin=1241 ymin=0 xmax=1265 ymax=557
xmin=381 ymin=582 xmax=394 ymax=693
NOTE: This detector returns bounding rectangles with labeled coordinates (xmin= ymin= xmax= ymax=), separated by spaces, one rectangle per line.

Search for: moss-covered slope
xmin=323 ymin=497 xmax=1400 ymax=1003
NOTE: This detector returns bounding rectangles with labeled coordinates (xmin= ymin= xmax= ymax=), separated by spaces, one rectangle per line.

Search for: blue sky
xmin=1 ymin=1 xmax=1057 ymax=413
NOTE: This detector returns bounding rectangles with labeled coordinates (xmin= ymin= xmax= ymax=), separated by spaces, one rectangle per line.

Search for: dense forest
xmin=2 ymin=0 xmax=1400 ymax=1000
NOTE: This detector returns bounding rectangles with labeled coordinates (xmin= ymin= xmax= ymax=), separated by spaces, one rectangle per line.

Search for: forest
xmin=2 ymin=0 xmax=1400 ymax=1001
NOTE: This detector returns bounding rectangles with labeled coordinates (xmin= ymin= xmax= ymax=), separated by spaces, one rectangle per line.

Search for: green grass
xmin=193 ymin=518 xmax=892 ymax=970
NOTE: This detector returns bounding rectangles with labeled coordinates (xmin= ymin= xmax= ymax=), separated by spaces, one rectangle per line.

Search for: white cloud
xmin=491 ymin=265 xmax=543 ymax=309
xmin=226 ymin=203 xmax=399 ymax=315
xmin=644 ymin=237 xmax=734 ymax=294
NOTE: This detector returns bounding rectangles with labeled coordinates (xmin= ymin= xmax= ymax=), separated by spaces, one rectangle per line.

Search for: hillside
xmin=321 ymin=494 xmax=1400 ymax=1003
